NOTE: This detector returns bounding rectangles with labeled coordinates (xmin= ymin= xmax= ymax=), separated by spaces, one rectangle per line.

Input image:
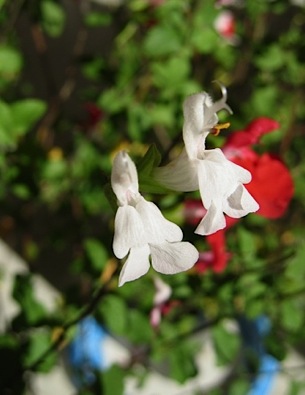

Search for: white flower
xmin=111 ymin=151 xmax=199 ymax=286
xmin=155 ymin=86 xmax=259 ymax=235
xmin=150 ymin=277 xmax=172 ymax=328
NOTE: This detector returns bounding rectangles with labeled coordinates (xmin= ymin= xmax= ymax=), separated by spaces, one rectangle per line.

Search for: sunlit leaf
xmin=41 ymin=0 xmax=66 ymax=37
xmin=84 ymin=238 xmax=108 ymax=271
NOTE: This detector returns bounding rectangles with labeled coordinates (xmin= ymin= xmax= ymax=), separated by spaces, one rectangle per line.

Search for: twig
xmin=25 ymin=275 xmax=115 ymax=372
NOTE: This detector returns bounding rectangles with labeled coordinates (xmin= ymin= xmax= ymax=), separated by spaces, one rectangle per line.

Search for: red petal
xmin=225 ymin=118 xmax=280 ymax=149
xmin=195 ymin=230 xmax=231 ymax=273
xmin=239 ymin=154 xmax=293 ymax=219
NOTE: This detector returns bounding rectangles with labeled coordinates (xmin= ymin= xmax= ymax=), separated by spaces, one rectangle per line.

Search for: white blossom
xmin=155 ymin=86 xmax=259 ymax=235
xmin=150 ymin=277 xmax=172 ymax=328
xmin=111 ymin=151 xmax=199 ymax=286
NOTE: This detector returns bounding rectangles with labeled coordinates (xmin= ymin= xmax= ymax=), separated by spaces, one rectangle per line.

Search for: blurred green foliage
xmin=0 ymin=0 xmax=305 ymax=394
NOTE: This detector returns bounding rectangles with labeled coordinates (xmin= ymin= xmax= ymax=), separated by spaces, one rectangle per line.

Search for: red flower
xmin=214 ymin=10 xmax=239 ymax=45
xmin=224 ymin=117 xmax=294 ymax=219
xmin=197 ymin=230 xmax=230 ymax=273
xmin=185 ymin=200 xmax=236 ymax=273
xmin=185 ymin=117 xmax=294 ymax=274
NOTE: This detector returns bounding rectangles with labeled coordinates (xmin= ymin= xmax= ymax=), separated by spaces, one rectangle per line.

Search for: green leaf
xmin=212 ymin=322 xmax=240 ymax=365
xmin=84 ymin=238 xmax=108 ymax=271
xmin=128 ymin=0 xmax=149 ymax=11
xmin=137 ymin=145 xmax=161 ymax=176
xmin=228 ymin=379 xmax=250 ymax=395
xmin=148 ymin=104 xmax=175 ymax=128
xmin=168 ymin=341 xmax=197 ymax=383
xmin=99 ymin=295 xmax=128 ymax=336
xmin=23 ymin=330 xmax=56 ymax=372
xmin=82 ymin=57 xmax=105 ymax=81
xmin=289 ymin=381 xmax=305 ymax=395
xmin=137 ymin=145 xmax=172 ymax=193
xmin=98 ymin=88 xmax=130 ymax=114
xmin=139 ymin=175 xmax=172 ymax=194
xmin=11 ymin=99 xmax=47 ymax=135
xmin=126 ymin=309 xmax=153 ymax=344
xmin=152 ymin=56 xmax=190 ymax=91
xmin=0 ymin=99 xmax=46 ymax=148
xmin=0 ymin=100 xmax=14 ymax=146
xmin=41 ymin=0 xmax=66 ymax=37
xmin=245 ymin=86 xmax=279 ymax=117
xmin=285 ymin=242 xmax=305 ymax=280
xmin=0 ymin=44 xmax=23 ymax=78
xmin=280 ymin=300 xmax=303 ymax=332
xmin=255 ymin=44 xmax=286 ymax=72
xmin=12 ymin=274 xmax=47 ymax=328
xmin=191 ymin=27 xmax=218 ymax=54
xmin=127 ymin=102 xmax=152 ymax=140
xmin=100 ymin=365 xmax=125 ymax=395
xmin=144 ymin=25 xmax=182 ymax=57
xmin=12 ymin=184 xmax=31 ymax=199
xmin=246 ymin=299 xmax=266 ymax=319
xmin=85 ymin=12 xmax=112 ymax=27
xmin=237 ymin=227 xmax=257 ymax=259
xmin=265 ymin=333 xmax=287 ymax=361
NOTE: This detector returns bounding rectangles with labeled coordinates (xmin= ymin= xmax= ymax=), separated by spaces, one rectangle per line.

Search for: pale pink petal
xmin=113 ymin=205 xmax=147 ymax=259
xmin=118 ymin=245 xmax=150 ymax=287
xmin=150 ymin=242 xmax=199 ymax=274
xmin=150 ymin=306 xmax=162 ymax=328
xmin=136 ymin=198 xmax=183 ymax=244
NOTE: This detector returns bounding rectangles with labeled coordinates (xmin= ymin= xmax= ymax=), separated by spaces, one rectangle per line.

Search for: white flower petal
xmin=154 ymin=149 xmax=199 ymax=192
xmin=229 ymin=160 xmax=252 ymax=184
xmin=183 ymin=93 xmax=212 ymax=158
xmin=113 ymin=205 xmax=147 ymax=259
xmin=119 ymin=245 xmax=150 ymax=287
xmin=223 ymin=184 xmax=259 ymax=218
xmin=136 ymin=198 xmax=183 ymax=244
xmin=150 ymin=242 xmax=199 ymax=274
xmin=195 ymin=201 xmax=226 ymax=235
xmin=197 ymin=149 xmax=249 ymax=208
xmin=153 ymin=277 xmax=172 ymax=305
xmin=197 ymin=151 xmax=229 ymax=209
xmin=182 ymin=88 xmax=232 ymax=160
xmin=111 ymin=151 xmax=139 ymax=205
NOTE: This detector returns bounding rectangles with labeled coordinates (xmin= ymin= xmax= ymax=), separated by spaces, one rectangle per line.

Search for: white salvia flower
xmin=155 ymin=86 xmax=259 ymax=236
xmin=111 ymin=151 xmax=199 ymax=286
xmin=150 ymin=277 xmax=172 ymax=328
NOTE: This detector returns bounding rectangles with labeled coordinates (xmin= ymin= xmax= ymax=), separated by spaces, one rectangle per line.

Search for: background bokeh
xmin=0 ymin=0 xmax=305 ymax=394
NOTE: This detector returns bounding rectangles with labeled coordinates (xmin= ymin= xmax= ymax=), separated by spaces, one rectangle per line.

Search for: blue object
xmin=238 ymin=315 xmax=280 ymax=395
xmin=247 ymin=354 xmax=279 ymax=395
xmin=68 ymin=316 xmax=108 ymax=385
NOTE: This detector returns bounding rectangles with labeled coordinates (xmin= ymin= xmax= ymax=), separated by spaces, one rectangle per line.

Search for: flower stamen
xmin=212 ymin=122 xmax=231 ymax=136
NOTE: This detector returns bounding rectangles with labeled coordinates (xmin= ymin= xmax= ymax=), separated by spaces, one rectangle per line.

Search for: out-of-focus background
xmin=1 ymin=0 xmax=305 ymax=394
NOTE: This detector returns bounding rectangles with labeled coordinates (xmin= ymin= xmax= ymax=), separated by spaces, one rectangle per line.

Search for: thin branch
xmin=24 ymin=276 xmax=114 ymax=372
